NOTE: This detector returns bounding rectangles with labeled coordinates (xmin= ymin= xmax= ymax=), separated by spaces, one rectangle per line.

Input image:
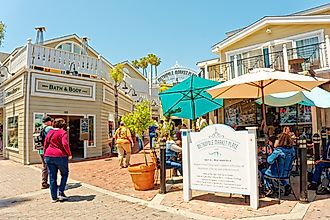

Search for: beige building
xmin=197 ymin=3 xmax=330 ymax=133
xmin=0 ymin=33 xmax=140 ymax=164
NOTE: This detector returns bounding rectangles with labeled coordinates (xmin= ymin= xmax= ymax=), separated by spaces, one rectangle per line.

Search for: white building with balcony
xmin=0 ymin=32 xmax=138 ymax=164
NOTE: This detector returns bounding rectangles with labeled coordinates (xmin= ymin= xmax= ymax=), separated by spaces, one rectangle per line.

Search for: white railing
xmin=8 ymin=45 xmax=28 ymax=74
xmin=29 ymin=43 xmax=99 ymax=75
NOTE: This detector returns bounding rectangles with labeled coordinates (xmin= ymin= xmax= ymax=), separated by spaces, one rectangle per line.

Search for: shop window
xmin=88 ymin=115 xmax=95 ymax=147
xmin=33 ymin=113 xmax=45 ymax=150
xmin=7 ymin=116 xmax=18 ymax=149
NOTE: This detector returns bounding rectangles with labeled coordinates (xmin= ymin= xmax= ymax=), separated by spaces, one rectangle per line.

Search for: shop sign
xmin=31 ymin=74 xmax=95 ymax=101
xmin=80 ymin=118 xmax=89 ymax=140
xmin=157 ymin=67 xmax=196 ymax=84
xmin=182 ymin=124 xmax=259 ymax=209
xmin=4 ymin=77 xmax=24 ymax=104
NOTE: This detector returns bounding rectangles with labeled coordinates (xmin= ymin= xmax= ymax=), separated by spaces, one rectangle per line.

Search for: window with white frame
xmin=88 ymin=115 xmax=95 ymax=147
xmin=295 ymin=36 xmax=319 ymax=60
xmin=56 ymin=42 xmax=84 ymax=55
xmin=7 ymin=116 xmax=18 ymax=149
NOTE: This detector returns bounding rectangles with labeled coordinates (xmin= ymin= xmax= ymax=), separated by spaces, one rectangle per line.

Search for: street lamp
xmin=0 ymin=65 xmax=10 ymax=77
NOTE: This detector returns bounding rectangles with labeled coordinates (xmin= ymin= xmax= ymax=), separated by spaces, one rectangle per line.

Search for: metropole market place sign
xmin=182 ymin=124 xmax=259 ymax=209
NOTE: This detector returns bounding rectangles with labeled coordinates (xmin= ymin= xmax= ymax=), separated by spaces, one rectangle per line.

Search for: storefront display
xmin=7 ymin=116 xmax=18 ymax=149
xmin=225 ymin=101 xmax=257 ymax=127
xmin=280 ymin=104 xmax=312 ymax=125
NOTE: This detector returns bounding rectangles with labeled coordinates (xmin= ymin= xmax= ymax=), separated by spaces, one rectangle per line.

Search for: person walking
xmin=37 ymin=116 xmax=53 ymax=189
xmin=114 ymin=121 xmax=133 ymax=168
xmin=44 ymin=118 xmax=72 ymax=203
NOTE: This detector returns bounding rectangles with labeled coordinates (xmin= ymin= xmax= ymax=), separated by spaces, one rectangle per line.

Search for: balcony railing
xmin=208 ymin=40 xmax=330 ymax=81
xmin=1 ymin=39 xmax=103 ymax=80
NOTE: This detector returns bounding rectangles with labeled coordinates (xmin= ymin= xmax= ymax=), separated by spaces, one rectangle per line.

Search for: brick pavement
xmin=0 ymin=159 xmax=191 ymax=220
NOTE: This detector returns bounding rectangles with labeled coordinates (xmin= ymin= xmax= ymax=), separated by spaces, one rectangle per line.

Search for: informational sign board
xmin=80 ymin=118 xmax=89 ymax=140
xmin=182 ymin=124 xmax=259 ymax=209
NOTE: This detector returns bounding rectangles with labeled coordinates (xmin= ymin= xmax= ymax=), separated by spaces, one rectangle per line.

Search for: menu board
xmin=225 ymin=101 xmax=257 ymax=126
xmin=280 ymin=105 xmax=311 ymax=125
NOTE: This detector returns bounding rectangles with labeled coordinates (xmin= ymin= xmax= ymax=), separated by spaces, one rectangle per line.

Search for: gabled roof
xmin=212 ymin=15 xmax=330 ymax=53
xmin=292 ymin=3 xmax=330 ymax=15
xmin=43 ymin=33 xmax=100 ymax=57
xmin=117 ymin=60 xmax=146 ymax=80
xmin=0 ymin=52 xmax=9 ymax=64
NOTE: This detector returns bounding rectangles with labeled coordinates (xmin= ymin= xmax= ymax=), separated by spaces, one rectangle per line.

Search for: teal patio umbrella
xmin=159 ymin=75 xmax=223 ymax=120
xmin=255 ymin=87 xmax=330 ymax=108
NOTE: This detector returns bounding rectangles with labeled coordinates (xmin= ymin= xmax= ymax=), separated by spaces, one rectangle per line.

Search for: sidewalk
xmin=31 ymin=149 xmax=330 ymax=220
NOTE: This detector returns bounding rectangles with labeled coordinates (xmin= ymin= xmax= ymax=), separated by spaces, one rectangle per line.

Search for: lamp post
xmin=159 ymin=138 xmax=166 ymax=194
xmin=298 ymin=135 xmax=308 ymax=203
xmin=313 ymin=133 xmax=321 ymax=161
xmin=321 ymin=129 xmax=327 ymax=154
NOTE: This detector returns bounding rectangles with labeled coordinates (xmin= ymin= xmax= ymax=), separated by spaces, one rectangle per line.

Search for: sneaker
xmin=308 ymin=183 xmax=318 ymax=190
xmin=316 ymin=187 xmax=330 ymax=195
xmin=284 ymin=185 xmax=292 ymax=196
xmin=41 ymin=183 xmax=50 ymax=189
xmin=58 ymin=192 xmax=68 ymax=201
xmin=51 ymin=199 xmax=58 ymax=203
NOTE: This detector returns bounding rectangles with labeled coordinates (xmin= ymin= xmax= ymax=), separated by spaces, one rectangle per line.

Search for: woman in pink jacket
xmin=44 ymin=118 xmax=72 ymax=203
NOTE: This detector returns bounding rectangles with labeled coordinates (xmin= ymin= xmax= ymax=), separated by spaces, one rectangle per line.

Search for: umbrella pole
xmin=261 ymin=87 xmax=267 ymax=134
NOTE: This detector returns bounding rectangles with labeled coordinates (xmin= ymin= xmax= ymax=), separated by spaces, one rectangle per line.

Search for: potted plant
xmin=121 ymin=101 xmax=156 ymax=190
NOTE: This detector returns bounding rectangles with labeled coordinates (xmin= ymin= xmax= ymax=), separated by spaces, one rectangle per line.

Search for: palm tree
xmin=154 ymin=57 xmax=161 ymax=78
xmin=109 ymin=64 xmax=124 ymax=130
xmin=132 ymin=60 xmax=140 ymax=69
xmin=0 ymin=21 xmax=5 ymax=47
xmin=139 ymin=57 xmax=149 ymax=77
xmin=147 ymin=54 xmax=156 ymax=78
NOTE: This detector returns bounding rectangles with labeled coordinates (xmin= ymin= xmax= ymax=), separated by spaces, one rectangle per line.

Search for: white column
xmin=234 ymin=55 xmax=238 ymax=78
xmin=26 ymin=38 xmax=32 ymax=69
xmin=204 ymin=64 xmax=208 ymax=79
xmin=246 ymin=127 xmax=259 ymax=210
xmin=182 ymin=129 xmax=192 ymax=202
xmin=97 ymin=54 xmax=102 ymax=79
xmin=325 ymin=35 xmax=330 ymax=68
xmin=283 ymin=44 xmax=289 ymax=72
xmin=311 ymin=106 xmax=318 ymax=134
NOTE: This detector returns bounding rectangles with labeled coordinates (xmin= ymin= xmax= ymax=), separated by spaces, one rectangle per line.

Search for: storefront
xmin=2 ymin=70 xmax=133 ymax=164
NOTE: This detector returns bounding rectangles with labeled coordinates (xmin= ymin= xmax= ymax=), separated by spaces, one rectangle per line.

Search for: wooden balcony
xmin=1 ymin=39 xmax=103 ymax=80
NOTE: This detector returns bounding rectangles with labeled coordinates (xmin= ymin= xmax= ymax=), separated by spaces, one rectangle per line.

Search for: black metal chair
xmin=264 ymin=155 xmax=298 ymax=204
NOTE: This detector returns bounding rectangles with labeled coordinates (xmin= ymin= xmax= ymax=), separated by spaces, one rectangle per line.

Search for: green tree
xmin=109 ymin=63 xmax=124 ymax=130
xmin=139 ymin=57 xmax=149 ymax=77
xmin=0 ymin=21 xmax=5 ymax=47
xmin=121 ymin=101 xmax=154 ymax=165
xmin=131 ymin=59 xmax=140 ymax=69
xmin=147 ymin=54 xmax=161 ymax=78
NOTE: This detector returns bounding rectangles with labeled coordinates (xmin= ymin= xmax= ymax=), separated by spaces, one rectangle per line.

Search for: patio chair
xmin=264 ymin=155 xmax=297 ymax=204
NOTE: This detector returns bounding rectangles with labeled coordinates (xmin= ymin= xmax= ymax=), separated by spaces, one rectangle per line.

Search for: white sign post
xmin=182 ymin=124 xmax=259 ymax=209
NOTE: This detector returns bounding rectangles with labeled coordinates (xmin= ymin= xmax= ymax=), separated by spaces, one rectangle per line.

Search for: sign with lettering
xmin=4 ymin=77 xmax=24 ymax=104
xmin=157 ymin=63 xmax=197 ymax=84
xmin=182 ymin=124 xmax=259 ymax=209
xmin=31 ymin=73 xmax=95 ymax=101
xmin=80 ymin=118 xmax=89 ymax=140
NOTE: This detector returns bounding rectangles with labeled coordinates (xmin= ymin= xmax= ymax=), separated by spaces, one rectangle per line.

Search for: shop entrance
xmin=48 ymin=115 xmax=85 ymax=159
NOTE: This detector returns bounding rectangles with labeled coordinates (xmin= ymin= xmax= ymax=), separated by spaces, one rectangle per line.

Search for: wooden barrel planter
xmin=128 ymin=162 xmax=156 ymax=191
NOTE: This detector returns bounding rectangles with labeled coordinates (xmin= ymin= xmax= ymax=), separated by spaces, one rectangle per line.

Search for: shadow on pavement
xmin=0 ymin=197 xmax=32 ymax=208
xmin=66 ymin=182 xmax=82 ymax=190
xmin=68 ymin=195 xmax=96 ymax=202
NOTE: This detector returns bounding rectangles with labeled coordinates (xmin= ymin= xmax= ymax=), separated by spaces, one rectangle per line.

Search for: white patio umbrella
xmin=207 ymin=68 xmax=329 ymax=126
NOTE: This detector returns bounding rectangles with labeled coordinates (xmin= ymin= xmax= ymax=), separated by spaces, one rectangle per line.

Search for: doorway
xmin=48 ymin=115 xmax=85 ymax=159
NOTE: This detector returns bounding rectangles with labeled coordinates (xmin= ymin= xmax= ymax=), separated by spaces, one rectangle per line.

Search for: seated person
xmin=165 ymin=134 xmax=182 ymax=176
xmin=258 ymin=136 xmax=277 ymax=171
xmin=308 ymin=138 xmax=330 ymax=190
xmin=262 ymin=133 xmax=295 ymax=196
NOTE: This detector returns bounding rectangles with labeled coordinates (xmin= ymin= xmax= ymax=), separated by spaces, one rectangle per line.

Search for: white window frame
xmin=87 ymin=114 xmax=96 ymax=148
xmin=32 ymin=112 xmax=45 ymax=151
xmin=55 ymin=41 xmax=84 ymax=55
xmin=6 ymin=114 xmax=19 ymax=152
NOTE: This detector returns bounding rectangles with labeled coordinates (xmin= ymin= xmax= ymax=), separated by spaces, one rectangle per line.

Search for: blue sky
xmin=1 ymin=0 xmax=330 ymax=73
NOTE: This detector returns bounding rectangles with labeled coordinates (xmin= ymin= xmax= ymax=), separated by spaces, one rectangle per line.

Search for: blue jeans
xmin=312 ymin=161 xmax=330 ymax=184
xmin=166 ymin=160 xmax=182 ymax=175
xmin=45 ymin=157 xmax=69 ymax=200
